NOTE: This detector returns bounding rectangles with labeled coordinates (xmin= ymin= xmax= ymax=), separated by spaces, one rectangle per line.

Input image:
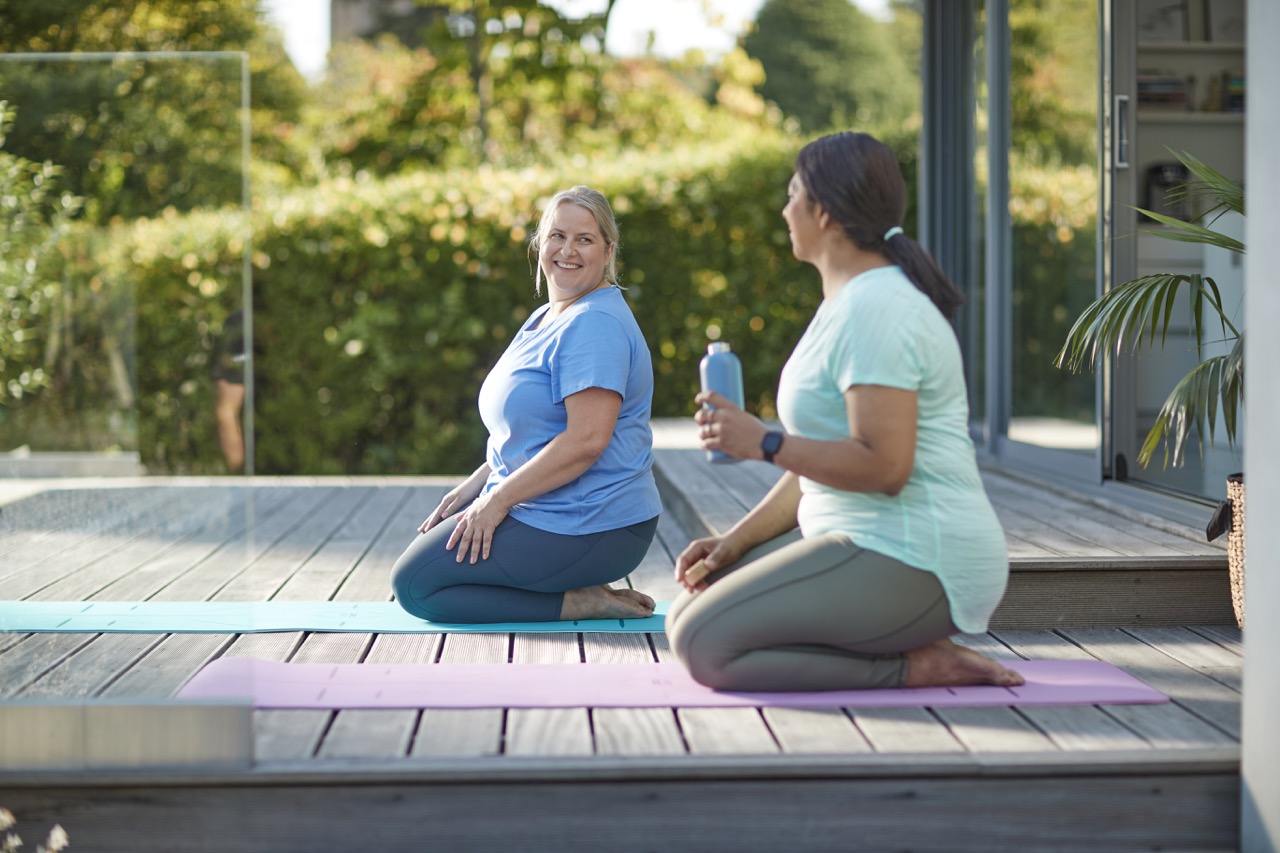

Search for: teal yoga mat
xmin=0 ymin=600 xmax=670 ymax=634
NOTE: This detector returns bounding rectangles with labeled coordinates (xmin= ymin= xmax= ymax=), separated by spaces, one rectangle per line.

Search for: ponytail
xmin=882 ymin=230 xmax=964 ymax=320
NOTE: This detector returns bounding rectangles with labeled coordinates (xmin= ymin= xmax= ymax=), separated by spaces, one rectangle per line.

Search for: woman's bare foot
xmin=905 ymin=638 xmax=1026 ymax=688
xmin=608 ymin=585 xmax=655 ymax=611
xmin=559 ymin=584 xmax=655 ymax=620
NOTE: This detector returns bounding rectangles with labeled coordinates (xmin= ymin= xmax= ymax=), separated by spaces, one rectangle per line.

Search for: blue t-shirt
xmin=477 ymin=286 xmax=662 ymax=535
xmin=775 ymin=266 xmax=1009 ymax=633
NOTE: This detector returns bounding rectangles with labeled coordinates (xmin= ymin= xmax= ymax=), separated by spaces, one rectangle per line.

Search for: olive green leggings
xmin=665 ymin=530 xmax=957 ymax=691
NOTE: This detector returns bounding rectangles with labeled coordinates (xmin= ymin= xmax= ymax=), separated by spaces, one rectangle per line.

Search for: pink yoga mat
xmin=176 ymin=657 xmax=1168 ymax=709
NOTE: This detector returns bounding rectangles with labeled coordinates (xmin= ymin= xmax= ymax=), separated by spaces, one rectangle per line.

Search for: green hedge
xmin=107 ymin=133 xmax=832 ymax=474
xmin=33 ymin=124 xmax=1100 ymax=479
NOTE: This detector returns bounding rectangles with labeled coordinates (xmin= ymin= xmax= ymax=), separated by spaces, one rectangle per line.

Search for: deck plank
xmin=0 ymin=487 xmax=134 ymax=559
xmin=254 ymin=632 xmax=373 ymax=762
xmin=16 ymin=632 xmax=164 ymax=699
xmin=1123 ymin=626 xmax=1243 ymax=673
xmin=763 ymin=707 xmax=874 ymax=754
xmin=1057 ymin=627 xmax=1242 ymax=739
xmin=849 ymin=708 xmax=967 ymax=753
xmin=154 ymin=487 xmax=335 ymax=601
xmin=0 ymin=487 xmax=183 ymax=581
xmin=273 ymin=486 xmax=409 ymax=601
xmin=0 ymin=633 xmax=99 ymax=698
xmin=994 ymin=629 xmax=1237 ymax=750
xmin=933 ymin=706 xmax=1058 ymax=753
xmin=412 ymin=633 xmax=507 ymax=758
xmin=1186 ymin=623 xmax=1242 ymax=654
xmin=584 ymin=633 xmax=685 ymax=756
xmin=981 ymin=474 xmax=1220 ymax=556
xmin=0 ymin=488 xmax=202 ymax=599
xmin=318 ymin=633 xmax=442 ymax=760
xmin=333 ymin=486 xmax=442 ymax=602
xmin=652 ymin=449 xmax=752 ymax=535
xmin=990 ymin=502 xmax=1125 ymax=557
xmin=105 ymin=632 xmax=233 ymax=699
xmin=92 ymin=487 xmax=298 ymax=601
xmin=215 ymin=487 xmax=373 ymax=601
xmin=960 ymin=629 xmax=1164 ymax=751
xmin=508 ymin=634 xmax=592 ymax=756
xmin=24 ymin=489 xmax=244 ymax=602
xmin=677 ymin=708 xmax=780 ymax=755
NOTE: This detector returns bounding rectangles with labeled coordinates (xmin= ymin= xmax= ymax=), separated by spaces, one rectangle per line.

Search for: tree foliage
xmin=0 ymin=0 xmax=310 ymax=221
xmin=743 ymin=0 xmax=917 ymax=132
xmin=1009 ymin=0 xmax=1097 ymax=166
xmin=0 ymin=103 xmax=80 ymax=409
xmin=306 ymin=32 xmax=778 ymax=175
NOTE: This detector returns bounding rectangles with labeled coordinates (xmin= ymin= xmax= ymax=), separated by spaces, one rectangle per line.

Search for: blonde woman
xmin=392 ymin=187 xmax=660 ymax=623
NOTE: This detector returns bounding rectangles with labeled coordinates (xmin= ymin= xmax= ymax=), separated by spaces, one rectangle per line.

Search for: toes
xmin=611 ymin=587 xmax=655 ymax=609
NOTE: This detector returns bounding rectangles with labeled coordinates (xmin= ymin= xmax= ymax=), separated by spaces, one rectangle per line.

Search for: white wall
xmin=1241 ymin=1 xmax=1280 ymax=849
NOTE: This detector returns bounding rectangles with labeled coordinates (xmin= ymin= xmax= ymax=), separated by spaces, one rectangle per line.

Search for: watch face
xmin=762 ymin=431 xmax=784 ymax=460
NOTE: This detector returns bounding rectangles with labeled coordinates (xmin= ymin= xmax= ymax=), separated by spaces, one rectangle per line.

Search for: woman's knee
xmin=390 ymin=536 xmax=445 ymax=607
xmin=667 ymin=606 xmax=736 ymax=690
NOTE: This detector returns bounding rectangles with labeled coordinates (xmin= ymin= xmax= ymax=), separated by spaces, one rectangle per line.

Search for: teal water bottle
xmin=699 ymin=341 xmax=744 ymax=464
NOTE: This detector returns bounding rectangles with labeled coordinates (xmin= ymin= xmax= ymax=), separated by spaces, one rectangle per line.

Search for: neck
xmin=812 ymin=239 xmax=891 ymax=301
xmin=546 ymin=279 xmax=609 ymax=319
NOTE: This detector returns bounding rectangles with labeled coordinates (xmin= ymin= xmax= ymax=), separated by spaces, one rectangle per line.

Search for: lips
xmin=555 ymin=261 xmax=582 ymax=270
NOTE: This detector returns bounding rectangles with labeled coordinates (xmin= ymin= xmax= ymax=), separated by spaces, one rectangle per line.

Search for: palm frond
xmin=1054 ymin=273 xmax=1239 ymax=373
xmin=1162 ymin=149 xmax=1245 ymax=217
xmin=1138 ymin=354 xmax=1243 ymax=468
xmin=1137 ymin=208 xmax=1245 ymax=253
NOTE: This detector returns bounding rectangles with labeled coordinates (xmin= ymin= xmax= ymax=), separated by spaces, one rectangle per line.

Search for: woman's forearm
xmin=723 ymin=471 xmax=802 ymax=550
xmin=464 ymin=462 xmax=492 ymax=491
xmin=768 ymin=434 xmax=912 ymax=495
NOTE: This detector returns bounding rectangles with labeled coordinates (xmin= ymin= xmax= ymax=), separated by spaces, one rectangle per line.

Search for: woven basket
xmin=1226 ymin=473 xmax=1245 ymax=629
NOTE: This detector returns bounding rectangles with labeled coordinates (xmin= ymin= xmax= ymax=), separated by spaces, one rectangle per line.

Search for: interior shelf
xmin=1136 ymin=110 xmax=1244 ymax=124
xmin=1137 ymin=41 xmax=1245 ymax=53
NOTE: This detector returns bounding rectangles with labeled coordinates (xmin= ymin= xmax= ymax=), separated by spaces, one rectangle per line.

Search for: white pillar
xmin=1242 ymin=1 xmax=1280 ymax=849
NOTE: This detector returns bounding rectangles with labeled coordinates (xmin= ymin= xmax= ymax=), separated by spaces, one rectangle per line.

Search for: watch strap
xmin=761 ymin=430 xmax=785 ymax=464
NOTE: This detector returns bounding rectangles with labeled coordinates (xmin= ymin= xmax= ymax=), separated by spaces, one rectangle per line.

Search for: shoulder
xmin=564 ymin=288 xmax=640 ymax=334
xmin=837 ymin=268 xmax=927 ymax=328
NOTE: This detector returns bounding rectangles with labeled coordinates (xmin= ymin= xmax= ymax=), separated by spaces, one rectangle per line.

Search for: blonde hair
xmin=530 ymin=186 xmax=620 ymax=295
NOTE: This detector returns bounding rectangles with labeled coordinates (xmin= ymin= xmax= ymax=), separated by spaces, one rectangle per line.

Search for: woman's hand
xmin=674 ymin=534 xmax=747 ymax=593
xmin=445 ymin=489 xmax=511 ymax=564
xmin=420 ymin=465 xmax=490 ymax=533
xmin=695 ymin=391 xmax=768 ymax=461
xmin=420 ymin=479 xmax=486 ymax=533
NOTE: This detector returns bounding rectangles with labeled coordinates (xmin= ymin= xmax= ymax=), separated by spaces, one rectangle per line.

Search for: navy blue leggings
xmin=390 ymin=514 xmax=659 ymax=623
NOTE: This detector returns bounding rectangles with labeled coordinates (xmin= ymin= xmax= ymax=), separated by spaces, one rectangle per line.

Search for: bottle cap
xmin=707 ymin=342 xmax=731 ymax=354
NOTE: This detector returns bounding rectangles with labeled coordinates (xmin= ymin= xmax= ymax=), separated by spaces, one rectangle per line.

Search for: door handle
xmin=1115 ymin=95 xmax=1130 ymax=170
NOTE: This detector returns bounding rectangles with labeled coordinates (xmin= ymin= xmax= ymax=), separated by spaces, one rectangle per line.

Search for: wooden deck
xmin=0 ymin=439 xmax=1242 ymax=851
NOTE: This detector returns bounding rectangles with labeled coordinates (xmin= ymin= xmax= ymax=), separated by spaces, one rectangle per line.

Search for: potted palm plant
xmin=1055 ymin=150 xmax=1245 ymax=625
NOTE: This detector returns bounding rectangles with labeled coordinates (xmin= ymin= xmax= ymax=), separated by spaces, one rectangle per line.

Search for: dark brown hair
xmin=796 ymin=131 xmax=964 ymax=319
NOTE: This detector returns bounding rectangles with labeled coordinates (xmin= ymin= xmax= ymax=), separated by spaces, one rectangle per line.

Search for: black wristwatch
xmin=760 ymin=430 xmax=785 ymax=464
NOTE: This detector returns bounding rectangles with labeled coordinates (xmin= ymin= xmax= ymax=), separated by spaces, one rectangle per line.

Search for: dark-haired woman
xmin=666 ymin=131 xmax=1024 ymax=691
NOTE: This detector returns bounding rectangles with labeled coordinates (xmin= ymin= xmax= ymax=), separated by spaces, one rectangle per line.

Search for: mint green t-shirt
xmin=775 ymin=266 xmax=1008 ymax=633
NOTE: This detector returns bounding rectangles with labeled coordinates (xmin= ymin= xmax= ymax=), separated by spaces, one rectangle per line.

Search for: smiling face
xmin=782 ymin=172 xmax=823 ymax=263
xmin=538 ymin=202 xmax=614 ymax=303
